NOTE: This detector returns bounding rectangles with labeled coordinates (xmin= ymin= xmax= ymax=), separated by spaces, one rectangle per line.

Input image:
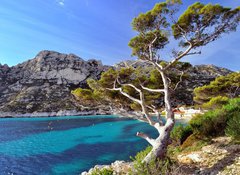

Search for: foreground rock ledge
xmin=177 ymin=137 xmax=240 ymax=175
xmin=81 ymin=161 xmax=132 ymax=175
xmin=82 ymin=137 xmax=240 ymax=175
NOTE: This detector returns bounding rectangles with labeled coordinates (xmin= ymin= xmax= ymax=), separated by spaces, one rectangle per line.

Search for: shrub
xmin=90 ymin=167 xmax=113 ymax=175
xmin=202 ymin=96 xmax=229 ymax=109
xmin=190 ymin=98 xmax=240 ymax=137
xmin=72 ymin=88 xmax=94 ymax=100
xmin=194 ymin=72 xmax=240 ymax=105
xmin=130 ymin=146 xmax=182 ymax=175
xmin=170 ymin=124 xmax=193 ymax=146
xmin=189 ymin=109 xmax=227 ymax=137
xmin=181 ymin=134 xmax=209 ymax=151
xmin=225 ymin=112 xmax=240 ymax=141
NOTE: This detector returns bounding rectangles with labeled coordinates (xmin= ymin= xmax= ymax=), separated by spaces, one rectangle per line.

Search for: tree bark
xmin=143 ymin=118 xmax=174 ymax=162
xmin=108 ymin=59 xmax=176 ymax=163
xmin=142 ymin=70 xmax=175 ymax=163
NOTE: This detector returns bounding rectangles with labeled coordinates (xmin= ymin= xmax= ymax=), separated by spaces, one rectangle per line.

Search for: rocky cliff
xmin=0 ymin=50 xmax=109 ymax=116
xmin=0 ymin=51 xmax=232 ymax=117
xmin=170 ymin=64 xmax=232 ymax=106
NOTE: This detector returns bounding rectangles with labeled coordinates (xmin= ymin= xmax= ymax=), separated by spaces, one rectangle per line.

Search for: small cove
xmin=0 ymin=115 xmax=186 ymax=175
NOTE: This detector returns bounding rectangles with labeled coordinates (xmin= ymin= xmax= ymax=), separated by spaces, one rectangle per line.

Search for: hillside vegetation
xmin=83 ymin=72 xmax=240 ymax=175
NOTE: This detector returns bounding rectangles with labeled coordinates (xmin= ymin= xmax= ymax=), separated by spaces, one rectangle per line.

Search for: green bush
xmin=225 ymin=112 xmax=240 ymax=141
xmin=190 ymin=98 xmax=240 ymax=137
xmin=193 ymin=72 xmax=240 ymax=105
xmin=90 ymin=167 xmax=113 ymax=175
xmin=181 ymin=134 xmax=209 ymax=151
xmin=170 ymin=124 xmax=193 ymax=146
xmin=130 ymin=146 xmax=182 ymax=175
xmin=190 ymin=109 xmax=226 ymax=136
xmin=202 ymin=96 xmax=229 ymax=109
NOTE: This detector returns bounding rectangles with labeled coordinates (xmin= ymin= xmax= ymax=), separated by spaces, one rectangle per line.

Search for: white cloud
xmin=56 ymin=0 xmax=65 ymax=6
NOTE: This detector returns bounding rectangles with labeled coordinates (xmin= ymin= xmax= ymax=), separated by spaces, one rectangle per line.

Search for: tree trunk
xmin=143 ymin=118 xmax=175 ymax=163
xmin=143 ymin=70 xmax=175 ymax=163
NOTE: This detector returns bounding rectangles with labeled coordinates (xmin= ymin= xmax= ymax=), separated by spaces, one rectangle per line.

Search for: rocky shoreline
xmin=0 ymin=110 xmax=111 ymax=118
xmin=0 ymin=109 xmax=194 ymax=125
xmin=0 ymin=109 xmax=143 ymax=118
xmin=0 ymin=103 xmax=147 ymax=119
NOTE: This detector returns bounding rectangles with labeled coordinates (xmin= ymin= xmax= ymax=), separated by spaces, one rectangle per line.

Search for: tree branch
xmin=153 ymin=62 xmax=164 ymax=72
xmin=149 ymin=35 xmax=158 ymax=61
xmin=233 ymin=86 xmax=239 ymax=97
xmin=164 ymin=44 xmax=193 ymax=71
xmin=185 ymin=51 xmax=201 ymax=56
xmin=117 ymin=78 xmax=157 ymax=126
xmin=173 ymin=71 xmax=184 ymax=91
xmin=141 ymin=85 xmax=165 ymax=93
xmin=146 ymin=105 xmax=164 ymax=126
xmin=107 ymin=87 xmax=141 ymax=104
xmin=117 ymin=78 xmax=141 ymax=93
xmin=136 ymin=132 xmax=156 ymax=146
xmin=108 ymin=77 xmax=157 ymax=127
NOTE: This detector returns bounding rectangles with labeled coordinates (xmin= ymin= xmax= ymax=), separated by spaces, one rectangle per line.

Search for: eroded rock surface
xmin=177 ymin=137 xmax=240 ymax=175
xmin=0 ymin=51 xmax=233 ymax=117
xmin=0 ymin=50 xmax=109 ymax=115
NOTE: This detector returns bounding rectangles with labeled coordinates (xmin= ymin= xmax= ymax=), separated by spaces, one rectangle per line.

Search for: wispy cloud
xmin=56 ymin=0 xmax=65 ymax=6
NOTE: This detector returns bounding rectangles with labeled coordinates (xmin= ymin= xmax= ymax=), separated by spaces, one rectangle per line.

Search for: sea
xmin=0 ymin=115 xmax=159 ymax=175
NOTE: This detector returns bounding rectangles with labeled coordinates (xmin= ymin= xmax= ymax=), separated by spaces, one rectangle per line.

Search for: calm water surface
xmin=0 ymin=115 xmax=158 ymax=175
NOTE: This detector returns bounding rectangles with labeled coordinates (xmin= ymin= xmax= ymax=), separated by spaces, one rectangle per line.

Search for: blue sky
xmin=0 ymin=0 xmax=239 ymax=71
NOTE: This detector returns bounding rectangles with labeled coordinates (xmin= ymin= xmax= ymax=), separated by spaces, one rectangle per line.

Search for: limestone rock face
xmin=171 ymin=64 xmax=233 ymax=106
xmin=0 ymin=51 xmax=233 ymax=116
xmin=0 ymin=50 xmax=109 ymax=115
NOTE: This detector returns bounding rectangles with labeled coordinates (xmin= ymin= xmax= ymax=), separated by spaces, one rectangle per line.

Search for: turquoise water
xmin=0 ymin=115 xmax=158 ymax=175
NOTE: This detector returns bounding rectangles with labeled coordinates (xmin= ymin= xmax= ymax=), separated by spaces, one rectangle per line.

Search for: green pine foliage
xmin=72 ymin=1 xmax=240 ymax=166
xmin=202 ymin=96 xmax=229 ymax=109
xmin=72 ymin=64 xmax=192 ymax=112
xmin=225 ymin=113 xmax=240 ymax=141
xmin=90 ymin=168 xmax=113 ymax=175
xmin=194 ymin=72 xmax=240 ymax=106
xmin=189 ymin=98 xmax=240 ymax=137
xmin=172 ymin=2 xmax=240 ymax=47
xmin=72 ymin=88 xmax=94 ymax=101
xmin=170 ymin=124 xmax=193 ymax=146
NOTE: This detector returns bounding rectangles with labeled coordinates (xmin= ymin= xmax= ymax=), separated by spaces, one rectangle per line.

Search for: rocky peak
xmin=34 ymin=50 xmax=84 ymax=66
xmin=0 ymin=51 xmax=110 ymax=114
xmin=5 ymin=50 xmax=108 ymax=86
xmin=0 ymin=51 xmax=234 ymax=116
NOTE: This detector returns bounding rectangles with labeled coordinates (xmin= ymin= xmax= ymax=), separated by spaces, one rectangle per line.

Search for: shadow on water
xmin=0 ymin=140 xmax=148 ymax=175
xmin=0 ymin=117 xmax=133 ymax=142
xmin=0 ymin=116 xmax=153 ymax=175
xmin=0 ymin=115 xmax=188 ymax=174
